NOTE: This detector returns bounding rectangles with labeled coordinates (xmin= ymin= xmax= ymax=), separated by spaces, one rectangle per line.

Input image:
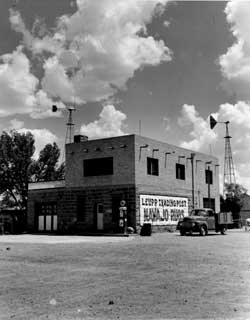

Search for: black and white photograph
xmin=0 ymin=0 xmax=250 ymax=319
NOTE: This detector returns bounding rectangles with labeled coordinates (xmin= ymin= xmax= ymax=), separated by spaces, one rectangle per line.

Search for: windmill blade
xmin=210 ymin=115 xmax=217 ymax=129
xmin=52 ymin=105 xmax=58 ymax=112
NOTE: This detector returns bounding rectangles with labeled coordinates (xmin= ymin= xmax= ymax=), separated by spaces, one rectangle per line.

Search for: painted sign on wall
xmin=140 ymin=194 xmax=188 ymax=225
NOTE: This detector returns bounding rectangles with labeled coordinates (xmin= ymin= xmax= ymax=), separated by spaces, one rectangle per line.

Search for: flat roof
xmin=28 ymin=180 xmax=65 ymax=190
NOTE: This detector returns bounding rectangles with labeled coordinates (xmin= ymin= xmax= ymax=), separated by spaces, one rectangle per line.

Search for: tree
xmin=29 ymin=142 xmax=65 ymax=182
xmin=0 ymin=130 xmax=35 ymax=210
xmin=0 ymin=131 xmax=65 ymax=212
xmin=220 ymin=183 xmax=247 ymax=227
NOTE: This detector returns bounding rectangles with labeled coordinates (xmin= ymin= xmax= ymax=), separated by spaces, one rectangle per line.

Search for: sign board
xmin=120 ymin=200 xmax=126 ymax=207
xmin=140 ymin=194 xmax=188 ymax=226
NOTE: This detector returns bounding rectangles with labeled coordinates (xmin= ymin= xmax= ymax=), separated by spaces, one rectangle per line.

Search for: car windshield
xmin=191 ymin=210 xmax=207 ymax=216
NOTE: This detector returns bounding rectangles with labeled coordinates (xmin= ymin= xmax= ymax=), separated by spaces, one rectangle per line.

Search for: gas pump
xmin=119 ymin=200 xmax=127 ymax=234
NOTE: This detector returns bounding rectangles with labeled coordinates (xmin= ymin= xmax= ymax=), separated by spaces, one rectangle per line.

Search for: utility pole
xmin=187 ymin=153 xmax=195 ymax=210
xmin=191 ymin=153 xmax=195 ymax=210
xmin=205 ymin=161 xmax=212 ymax=209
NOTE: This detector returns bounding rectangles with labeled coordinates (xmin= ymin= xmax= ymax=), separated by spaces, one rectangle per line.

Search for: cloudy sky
xmin=0 ymin=0 xmax=250 ymax=192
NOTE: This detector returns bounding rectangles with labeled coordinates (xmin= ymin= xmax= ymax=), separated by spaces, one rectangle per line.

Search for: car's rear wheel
xmin=199 ymin=225 xmax=207 ymax=236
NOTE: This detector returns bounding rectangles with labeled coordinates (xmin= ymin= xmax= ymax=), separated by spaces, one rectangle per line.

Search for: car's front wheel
xmin=199 ymin=225 xmax=207 ymax=236
xmin=180 ymin=228 xmax=186 ymax=236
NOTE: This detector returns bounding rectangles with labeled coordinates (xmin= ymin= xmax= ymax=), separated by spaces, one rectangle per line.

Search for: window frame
xmin=203 ymin=198 xmax=215 ymax=211
xmin=147 ymin=157 xmax=159 ymax=176
xmin=205 ymin=169 xmax=213 ymax=185
xmin=83 ymin=157 xmax=114 ymax=177
xmin=176 ymin=163 xmax=185 ymax=180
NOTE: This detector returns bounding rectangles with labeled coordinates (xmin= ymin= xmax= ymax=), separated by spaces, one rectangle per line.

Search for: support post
xmin=191 ymin=153 xmax=195 ymax=210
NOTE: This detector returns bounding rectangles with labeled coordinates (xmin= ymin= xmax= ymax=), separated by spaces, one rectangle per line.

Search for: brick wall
xmin=28 ymin=185 xmax=136 ymax=233
xmin=65 ymin=134 xmax=220 ymax=212
xmin=134 ymin=135 xmax=220 ymax=213
xmin=65 ymin=135 xmax=135 ymax=188
xmin=27 ymin=187 xmax=65 ymax=232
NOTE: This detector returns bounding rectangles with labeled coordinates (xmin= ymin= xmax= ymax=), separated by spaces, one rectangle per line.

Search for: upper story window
xmin=84 ymin=157 xmax=113 ymax=176
xmin=176 ymin=163 xmax=185 ymax=180
xmin=203 ymin=198 xmax=215 ymax=211
xmin=147 ymin=157 xmax=159 ymax=176
xmin=205 ymin=169 xmax=213 ymax=185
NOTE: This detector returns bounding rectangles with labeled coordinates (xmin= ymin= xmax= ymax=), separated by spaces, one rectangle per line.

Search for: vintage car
xmin=178 ymin=208 xmax=232 ymax=236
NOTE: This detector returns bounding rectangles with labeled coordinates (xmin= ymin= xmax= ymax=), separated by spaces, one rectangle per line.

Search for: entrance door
xmin=97 ymin=204 xmax=104 ymax=230
xmin=36 ymin=203 xmax=57 ymax=232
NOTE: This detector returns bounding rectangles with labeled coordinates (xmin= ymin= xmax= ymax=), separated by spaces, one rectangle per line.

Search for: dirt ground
xmin=0 ymin=229 xmax=250 ymax=320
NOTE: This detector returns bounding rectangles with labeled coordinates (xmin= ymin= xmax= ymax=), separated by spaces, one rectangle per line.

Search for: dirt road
xmin=0 ymin=229 xmax=250 ymax=319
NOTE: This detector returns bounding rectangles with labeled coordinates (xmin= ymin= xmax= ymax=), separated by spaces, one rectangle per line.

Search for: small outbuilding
xmin=0 ymin=209 xmax=26 ymax=234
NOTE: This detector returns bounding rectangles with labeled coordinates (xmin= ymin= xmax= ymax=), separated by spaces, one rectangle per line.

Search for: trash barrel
xmin=140 ymin=223 xmax=152 ymax=236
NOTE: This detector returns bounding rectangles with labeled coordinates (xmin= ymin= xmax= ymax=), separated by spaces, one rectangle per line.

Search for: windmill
xmin=210 ymin=115 xmax=236 ymax=197
xmin=52 ymin=105 xmax=76 ymax=144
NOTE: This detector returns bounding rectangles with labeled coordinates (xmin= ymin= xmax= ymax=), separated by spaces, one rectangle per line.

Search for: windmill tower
xmin=210 ymin=116 xmax=236 ymax=197
xmin=52 ymin=105 xmax=76 ymax=144
xmin=223 ymin=121 xmax=236 ymax=192
xmin=65 ymin=107 xmax=76 ymax=144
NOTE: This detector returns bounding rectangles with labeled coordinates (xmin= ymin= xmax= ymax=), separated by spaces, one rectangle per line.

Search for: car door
xmin=206 ymin=210 xmax=215 ymax=230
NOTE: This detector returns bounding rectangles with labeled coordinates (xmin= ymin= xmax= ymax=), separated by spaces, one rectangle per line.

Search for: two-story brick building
xmin=27 ymin=134 xmax=220 ymax=234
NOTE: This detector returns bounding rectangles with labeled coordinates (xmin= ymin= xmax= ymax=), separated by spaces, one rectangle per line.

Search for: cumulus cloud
xmin=32 ymin=90 xmax=65 ymax=119
xmin=217 ymin=1 xmax=250 ymax=191
xmin=9 ymin=118 xmax=24 ymax=130
xmin=178 ymin=104 xmax=217 ymax=151
xmin=163 ymin=115 xmax=170 ymax=131
xmin=9 ymin=8 xmax=62 ymax=56
xmin=0 ymin=46 xmax=66 ymax=118
xmin=178 ymin=102 xmax=250 ymax=192
xmin=80 ymin=105 xmax=127 ymax=139
xmin=18 ymin=128 xmax=59 ymax=159
xmin=42 ymin=56 xmax=76 ymax=104
xmin=9 ymin=0 xmax=172 ymax=105
xmin=163 ymin=20 xmax=170 ymax=28
xmin=2 ymin=119 xmax=60 ymax=160
xmin=219 ymin=1 xmax=250 ymax=99
xmin=0 ymin=47 xmax=38 ymax=116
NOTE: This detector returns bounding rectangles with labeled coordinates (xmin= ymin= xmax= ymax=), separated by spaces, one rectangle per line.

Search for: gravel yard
xmin=0 ymin=230 xmax=250 ymax=319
